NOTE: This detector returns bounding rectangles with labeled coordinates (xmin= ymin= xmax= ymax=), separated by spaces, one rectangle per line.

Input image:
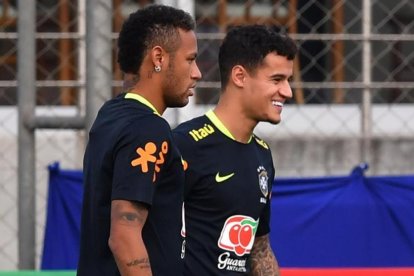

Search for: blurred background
xmin=0 ymin=0 xmax=413 ymax=271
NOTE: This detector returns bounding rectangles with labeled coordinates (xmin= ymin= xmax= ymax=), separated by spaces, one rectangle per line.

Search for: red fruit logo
xmin=217 ymin=215 xmax=258 ymax=256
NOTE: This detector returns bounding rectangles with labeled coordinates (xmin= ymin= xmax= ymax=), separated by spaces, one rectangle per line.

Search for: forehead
xmin=254 ymin=52 xmax=293 ymax=76
xmin=176 ymin=29 xmax=198 ymax=54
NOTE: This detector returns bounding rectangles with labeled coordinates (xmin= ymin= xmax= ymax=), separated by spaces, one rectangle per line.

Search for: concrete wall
xmin=269 ymin=138 xmax=414 ymax=177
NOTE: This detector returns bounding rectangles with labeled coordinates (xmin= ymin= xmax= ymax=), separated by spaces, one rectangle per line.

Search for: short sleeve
xmin=256 ymin=164 xmax=275 ymax=237
xmin=112 ymin=116 xmax=172 ymax=205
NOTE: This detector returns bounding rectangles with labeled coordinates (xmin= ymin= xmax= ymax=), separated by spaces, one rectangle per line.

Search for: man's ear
xmin=231 ymin=65 xmax=247 ymax=88
xmin=151 ymin=45 xmax=164 ymax=69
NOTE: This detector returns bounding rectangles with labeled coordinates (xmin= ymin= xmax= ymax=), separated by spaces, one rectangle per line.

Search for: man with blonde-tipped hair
xmin=77 ymin=5 xmax=201 ymax=276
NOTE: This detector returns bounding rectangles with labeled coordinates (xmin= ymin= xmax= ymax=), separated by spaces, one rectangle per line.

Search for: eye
xmin=272 ymin=77 xmax=282 ymax=84
xmin=187 ymin=55 xmax=197 ymax=64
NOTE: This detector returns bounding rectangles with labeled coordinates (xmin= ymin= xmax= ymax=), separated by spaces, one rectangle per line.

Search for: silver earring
xmin=154 ymin=65 xmax=161 ymax=72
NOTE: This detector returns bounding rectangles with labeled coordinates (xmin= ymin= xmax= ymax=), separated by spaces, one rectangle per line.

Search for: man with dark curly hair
xmin=173 ymin=25 xmax=297 ymax=275
xmin=77 ymin=5 xmax=201 ymax=276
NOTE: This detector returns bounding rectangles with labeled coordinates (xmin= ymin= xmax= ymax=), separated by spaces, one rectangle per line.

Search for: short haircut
xmin=218 ymin=25 xmax=297 ymax=87
xmin=117 ymin=4 xmax=195 ymax=74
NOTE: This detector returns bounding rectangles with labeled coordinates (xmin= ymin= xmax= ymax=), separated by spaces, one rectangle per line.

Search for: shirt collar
xmin=124 ymin=93 xmax=160 ymax=116
xmin=205 ymin=109 xmax=252 ymax=143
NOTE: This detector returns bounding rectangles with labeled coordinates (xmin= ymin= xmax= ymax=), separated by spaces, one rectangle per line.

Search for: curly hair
xmin=218 ymin=25 xmax=297 ymax=87
xmin=117 ymin=5 xmax=195 ymax=75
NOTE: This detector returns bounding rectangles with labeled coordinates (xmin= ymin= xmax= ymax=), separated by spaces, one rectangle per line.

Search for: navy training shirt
xmin=173 ymin=110 xmax=274 ymax=275
xmin=78 ymin=93 xmax=185 ymax=276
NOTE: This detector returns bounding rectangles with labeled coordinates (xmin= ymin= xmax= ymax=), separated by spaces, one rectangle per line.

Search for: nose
xmin=280 ymin=80 xmax=293 ymax=99
xmin=192 ymin=62 xmax=202 ymax=80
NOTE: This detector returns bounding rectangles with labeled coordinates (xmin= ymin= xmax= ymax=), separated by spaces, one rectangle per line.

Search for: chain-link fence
xmin=0 ymin=0 xmax=413 ymax=270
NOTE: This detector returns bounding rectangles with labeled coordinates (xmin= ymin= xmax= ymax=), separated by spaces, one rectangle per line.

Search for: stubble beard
xmin=163 ymin=63 xmax=189 ymax=108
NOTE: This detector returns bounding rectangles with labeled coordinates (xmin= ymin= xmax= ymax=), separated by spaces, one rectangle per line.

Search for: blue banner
xmin=270 ymin=164 xmax=414 ymax=267
xmin=41 ymin=163 xmax=83 ymax=270
xmin=41 ymin=163 xmax=414 ymax=269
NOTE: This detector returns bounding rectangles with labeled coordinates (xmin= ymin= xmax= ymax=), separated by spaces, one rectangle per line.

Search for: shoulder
xmin=132 ymin=114 xmax=171 ymax=138
xmin=252 ymin=134 xmax=271 ymax=151
xmin=114 ymin=114 xmax=172 ymax=150
xmin=252 ymin=134 xmax=275 ymax=177
xmin=173 ymin=115 xmax=219 ymax=158
xmin=174 ymin=115 xmax=206 ymax=132
xmin=139 ymin=114 xmax=171 ymax=131
xmin=173 ymin=115 xmax=211 ymax=142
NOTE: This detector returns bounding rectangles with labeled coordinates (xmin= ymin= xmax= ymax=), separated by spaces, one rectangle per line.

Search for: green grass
xmin=0 ymin=271 xmax=76 ymax=276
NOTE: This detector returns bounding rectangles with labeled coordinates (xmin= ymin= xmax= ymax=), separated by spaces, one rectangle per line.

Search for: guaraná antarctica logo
xmin=217 ymin=215 xmax=259 ymax=272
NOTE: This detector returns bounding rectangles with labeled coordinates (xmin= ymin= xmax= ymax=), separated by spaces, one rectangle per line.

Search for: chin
xmin=180 ymin=101 xmax=190 ymax=107
xmin=179 ymin=97 xmax=190 ymax=107
xmin=267 ymin=118 xmax=281 ymax=125
xmin=167 ymin=99 xmax=189 ymax=108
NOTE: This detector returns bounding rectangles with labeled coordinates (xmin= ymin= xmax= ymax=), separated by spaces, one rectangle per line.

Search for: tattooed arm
xmin=109 ymin=200 xmax=152 ymax=276
xmin=249 ymin=234 xmax=280 ymax=276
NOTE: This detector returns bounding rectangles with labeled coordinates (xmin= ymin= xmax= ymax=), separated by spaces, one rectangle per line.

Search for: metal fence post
xmin=17 ymin=0 xmax=36 ymax=269
xmin=86 ymin=0 xmax=113 ymax=133
xmin=361 ymin=0 xmax=372 ymax=165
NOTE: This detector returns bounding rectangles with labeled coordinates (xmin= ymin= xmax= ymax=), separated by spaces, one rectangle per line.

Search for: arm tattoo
xmin=250 ymin=235 xmax=280 ymax=276
xmin=119 ymin=211 xmax=145 ymax=225
xmin=126 ymin=257 xmax=151 ymax=269
xmin=112 ymin=201 xmax=148 ymax=227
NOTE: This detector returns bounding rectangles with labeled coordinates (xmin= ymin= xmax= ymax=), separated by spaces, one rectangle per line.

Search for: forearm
xmin=249 ymin=235 xmax=280 ymax=276
xmin=109 ymin=200 xmax=152 ymax=276
xmin=110 ymin=237 xmax=152 ymax=276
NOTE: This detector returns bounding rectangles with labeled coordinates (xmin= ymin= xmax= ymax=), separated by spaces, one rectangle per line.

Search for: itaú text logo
xmin=217 ymin=215 xmax=258 ymax=256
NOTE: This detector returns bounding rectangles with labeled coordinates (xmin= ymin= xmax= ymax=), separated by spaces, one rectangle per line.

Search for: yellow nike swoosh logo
xmin=215 ymin=172 xmax=235 ymax=183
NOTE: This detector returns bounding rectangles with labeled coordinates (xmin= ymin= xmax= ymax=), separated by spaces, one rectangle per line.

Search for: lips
xmin=187 ymin=84 xmax=197 ymax=96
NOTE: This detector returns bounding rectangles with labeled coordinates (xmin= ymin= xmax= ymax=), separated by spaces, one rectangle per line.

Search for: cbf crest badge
xmin=257 ymin=166 xmax=269 ymax=197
